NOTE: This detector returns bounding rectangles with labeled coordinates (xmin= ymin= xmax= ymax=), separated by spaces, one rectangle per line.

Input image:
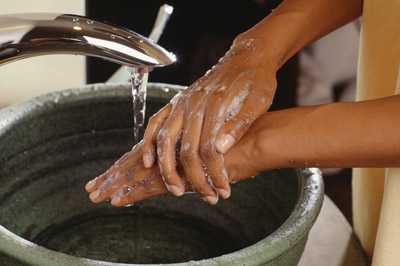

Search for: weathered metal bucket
xmin=0 ymin=83 xmax=323 ymax=266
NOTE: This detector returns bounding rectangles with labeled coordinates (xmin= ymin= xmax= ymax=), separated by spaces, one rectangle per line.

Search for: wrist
xmin=249 ymin=106 xmax=320 ymax=171
xmin=238 ymin=7 xmax=318 ymax=69
xmin=224 ymin=131 xmax=260 ymax=182
xmin=232 ymin=30 xmax=281 ymax=72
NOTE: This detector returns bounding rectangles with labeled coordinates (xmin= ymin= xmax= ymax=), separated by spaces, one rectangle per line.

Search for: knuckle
xmin=233 ymin=33 xmax=246 ymax=44
xmin=148 ymin=114 xmax=158 ymax=125
xmin=200 ymin=142 xmax=215 ymax=160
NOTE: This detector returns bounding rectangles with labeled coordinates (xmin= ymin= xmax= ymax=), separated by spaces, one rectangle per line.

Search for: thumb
xmin=216 ymin=113 xmax=256 ymax=154
xmin=216 ymin=93 xmax=269 ymax=153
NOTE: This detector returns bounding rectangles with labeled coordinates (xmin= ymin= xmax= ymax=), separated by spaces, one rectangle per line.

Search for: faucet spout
xmin=0 ymin=13 xmax=176 ymax=68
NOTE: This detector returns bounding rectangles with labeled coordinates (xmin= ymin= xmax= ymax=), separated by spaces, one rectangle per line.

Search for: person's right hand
xmin=141 ymin=33 xmax=278 ymax=205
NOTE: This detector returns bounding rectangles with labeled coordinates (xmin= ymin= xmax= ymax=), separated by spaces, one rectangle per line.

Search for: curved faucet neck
xmin=0 ymin=13 xmax=176 ymax=68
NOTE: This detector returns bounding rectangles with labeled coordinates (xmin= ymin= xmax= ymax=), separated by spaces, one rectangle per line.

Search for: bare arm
xmin=247 ymin=0 xmax=363 ymax=69
xmin=227 ymin=95 xmax=400 ymax=180
xmin=140 ymin=0 xmax=363 ymax=204
xmin=85 ymin=95 xmax=400 ymax=206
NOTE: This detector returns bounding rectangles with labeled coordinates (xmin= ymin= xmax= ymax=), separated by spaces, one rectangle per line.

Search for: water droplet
xmin=86 ymin=20 xmax=94 ymax=25
xmin=110 ymin=34 xmax=116 ymax=39
xmin=122 ymin=186 xmax=133 ymax=195
xmin=72 ymin=18 xmax=79 ymax=22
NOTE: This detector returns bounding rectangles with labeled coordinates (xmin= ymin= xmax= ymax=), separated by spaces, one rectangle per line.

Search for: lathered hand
xmin=141 ymin=35 xmax=277 ymax=204
xmin=85 ymin=144 xmax=168 ymax=206
xmin=85 ymin=142 xmax=253 ymax=207
xmin=86 ymin=95 xmax=400 ymax=206
xmin=85 ymin=121 xmax=261 ymax=206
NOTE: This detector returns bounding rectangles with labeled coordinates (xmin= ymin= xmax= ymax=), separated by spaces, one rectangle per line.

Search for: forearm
xmin=242 ymin=0 xmax=363 ymax=68
xmin=226 ymin=96 xmax=400 ymax=180
xmin=88 ymin=95 xmax=400 ymax=205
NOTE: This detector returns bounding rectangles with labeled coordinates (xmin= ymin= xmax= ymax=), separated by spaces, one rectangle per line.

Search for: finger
xmin=110 ymin=170 xmax=167 ymax=207
xmin=89 ymin=165 xmax=140 ymax=204
xmin=156 ymin=100 xmax=186 ymax=196
xmin=85 ymin=173 xmax=108 ymax=193
xmin=180 ymin=95 xmax=219 ymax=204
xmin=142 ymin=104 xmax=172 ymax=168
xmin=216 ymin=84 xmax=272 ymax=154
xmin=88 ymin=147 xmax=143 ymax=203
xmin=197 ymin=71 xmax=254 ymax=198
xmin=85 ymin=145 xmax=142 ymax=193
xmin=89 ymin=174 xmax=121 ymax=203
xmin=200 ymin=91 xmax=231 ymax=199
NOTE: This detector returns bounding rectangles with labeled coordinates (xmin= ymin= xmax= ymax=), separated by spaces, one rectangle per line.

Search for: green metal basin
xmin=0 ymin=83 xmax=323 ymax=266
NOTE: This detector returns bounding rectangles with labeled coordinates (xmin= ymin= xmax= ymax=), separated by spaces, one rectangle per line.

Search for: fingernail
xmin=85 ymin=180 xmax=96 ymax=191
xmin=216 ymin=188 xmax=231 ymax=199
xmin=203 ymin=195 xmax=219 ymax=205
xmin=216 ymin=134 xmax=235 ymax=154
xmin=143 ymin=153 xmax=154 ymax=168
xmin=166 ymin=185 xmax=184 ymax=196
xmin=89 ymin=190 xmax=101 ymax=202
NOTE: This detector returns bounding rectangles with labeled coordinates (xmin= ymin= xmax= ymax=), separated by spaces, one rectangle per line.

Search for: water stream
xmin=129 ymin=68 xmax=148 ymax=144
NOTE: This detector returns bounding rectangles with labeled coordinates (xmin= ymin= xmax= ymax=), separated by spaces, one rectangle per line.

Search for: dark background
xmin=86 ymin=0 xmax=297 ymax=111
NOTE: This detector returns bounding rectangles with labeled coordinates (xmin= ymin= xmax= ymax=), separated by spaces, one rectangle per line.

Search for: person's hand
xmin=141 ymin=34 xmax=278 ymax=204
xmin=84 ymin=132 xmax=259 ymax=206
xmin=85 ymin=144 xmax=169 ymax=206
xmin=85 ymin=105 xmax=320 ymax=207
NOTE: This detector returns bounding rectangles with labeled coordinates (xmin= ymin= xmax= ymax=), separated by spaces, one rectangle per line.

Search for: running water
xmin=129 ymin=68 xmax=148 ymax=144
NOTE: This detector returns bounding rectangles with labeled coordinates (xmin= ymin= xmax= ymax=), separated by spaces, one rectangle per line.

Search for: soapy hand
xmin=87 ymin=103 xmax=351 ymax=207
xmin=84 ymin=105 xmax=275 ymax=206
xmin=84 ymin=141 xmax=256 ymax=206
xmin=85 ymin=144 xmax=169 ymax=206
xmin=141 ymin=34 xmax=277 ymax=204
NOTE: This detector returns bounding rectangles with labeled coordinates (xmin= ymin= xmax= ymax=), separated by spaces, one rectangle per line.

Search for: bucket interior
xmin=0 ymin=86 xmax=299 ymax=264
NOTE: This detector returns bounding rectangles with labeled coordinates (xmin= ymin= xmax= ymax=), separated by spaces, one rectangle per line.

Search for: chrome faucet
xmin=0 ymin=13 xmax=176 ymax=68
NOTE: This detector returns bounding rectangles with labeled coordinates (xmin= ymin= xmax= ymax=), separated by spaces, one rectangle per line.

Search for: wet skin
xmin=86 ymin=95 xmax=400 ymax=206
xmin=141 ymin=36 xmax=277 ymax=204
xmin=86 ymin=0 xmax=365 ymax=204
xmin=139 ymin=0 xmax=363 ymax=203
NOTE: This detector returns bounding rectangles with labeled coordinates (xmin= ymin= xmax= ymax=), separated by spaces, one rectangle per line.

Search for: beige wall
xmin=0 ymin=1 xmax=85 ymax=106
